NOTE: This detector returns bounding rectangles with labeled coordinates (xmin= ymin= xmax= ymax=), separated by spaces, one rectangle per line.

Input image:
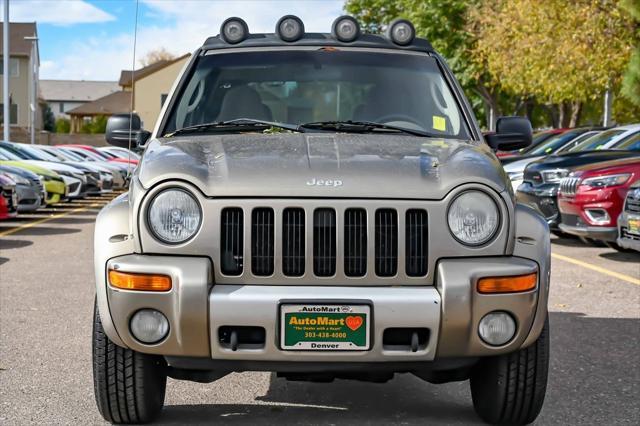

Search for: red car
xmin=557 ymin=157 xmax=640 ymax=248
xmin=58 ymin=144 xmax=138 ymax=165
xmin=0 ymin=174 xmax=18 ymax=220
xmin=496 ymin=128 xmax=567 ymax=159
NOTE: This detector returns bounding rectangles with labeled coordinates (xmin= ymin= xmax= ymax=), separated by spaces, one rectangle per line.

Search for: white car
xmin=98 ymin=146 xmax=141 ymax=161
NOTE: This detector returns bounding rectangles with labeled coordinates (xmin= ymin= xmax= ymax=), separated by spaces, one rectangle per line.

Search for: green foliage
xmin=79 ymin=115 xmax=108 ymax=134
xmin=621 ymin=0 xmax=640 ymax=107
xmin=55 ymin=118 xmax=70 ymax=133
xmin=41 ymin=104 xmax=55 ymax=132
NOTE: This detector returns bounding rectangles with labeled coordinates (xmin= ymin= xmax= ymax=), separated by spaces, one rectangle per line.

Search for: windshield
xmin=567 ymin=129 xmax=625 ymax=152
xmin=58 ymin=148 xmax=85 ymax=161
xmin=18 ymin=145 xmax=60 ymax=162
xmin=0 ymin=149 xmax=20 ymax=160
xmin=612 ymin=132 xmax=640 ymax=150
xmin=525 ymin=130 xmax=585 ymax=155
xmin=163 ymin=49 xmax=470 ymax=139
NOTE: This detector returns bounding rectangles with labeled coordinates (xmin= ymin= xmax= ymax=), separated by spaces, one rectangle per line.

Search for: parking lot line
xmin=0 ymin=204 xmax=101 ymax=238
xmin=551 ymin=252 xmax=640 ymax=286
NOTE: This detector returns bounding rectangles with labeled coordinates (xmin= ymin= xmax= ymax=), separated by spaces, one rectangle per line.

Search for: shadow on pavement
xmin=0 ymin=257 xmax=8 ymax=265
xmin=550 ymin=237 xmax=586 ymax=247
xmin=599 ymin=251 xmax=640 ymax=263
xmin=0 ymin=227 xmax=81 ymax=237
xmin=154 ymin=312 xmax=639 ymax=425
xmin=0 ymin=239 xmax=33 ymax=250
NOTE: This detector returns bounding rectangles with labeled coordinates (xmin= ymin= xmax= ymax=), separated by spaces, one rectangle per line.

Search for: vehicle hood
xmin=23 ymin=160 xmax=85 ymax=173
xmin=0 ymin=160 xmax=60 ymax=178
xmin=138 ymin=133 xmax=506 ymax=199
xmin=503 ymin=156 xmax=544 ymax=173
xmin=525 ymin=150 xmax=638 ymax=173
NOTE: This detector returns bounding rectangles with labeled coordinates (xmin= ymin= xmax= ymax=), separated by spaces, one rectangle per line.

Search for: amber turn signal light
xmin=108 ymin=270 xmax=172 ymax=292
xmin=477 ymin=272 xmax=537 ymax=294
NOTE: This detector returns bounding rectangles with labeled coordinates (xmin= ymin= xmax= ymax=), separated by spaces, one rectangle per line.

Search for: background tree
xmin=41 ymin=104 xmax=55 ymax=132
xmin=139 ymin=47 xmax=176 ymax=67
xmin=621 ymin=0 xmax=640 ymax=108
xmin=474 ymin=0 xmax=636 ymax=127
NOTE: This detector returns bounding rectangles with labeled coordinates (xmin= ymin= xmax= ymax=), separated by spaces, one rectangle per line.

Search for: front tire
xmin=92 ymin=300 xmax=167 ymax=424
xmin=470 ymin=316 xmax=549 ymax=425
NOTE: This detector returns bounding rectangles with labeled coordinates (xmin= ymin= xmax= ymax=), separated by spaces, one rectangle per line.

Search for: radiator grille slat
xmin=282 ymin=208 xmax=305 ymax=276
xmin=221 ymin=208 xmax=243 ymax=275
xmin=375 ymin=209 xmax=398 ymax=277
xmin=251 ymin=208 xmax=275 ymax=276
xmin=405 ymin=209 xmax=428 ymax=277
xmin=314 ymin=208 xmax=336 ymax=277
xmin=344 ymin=208 xmax=367 ymax=277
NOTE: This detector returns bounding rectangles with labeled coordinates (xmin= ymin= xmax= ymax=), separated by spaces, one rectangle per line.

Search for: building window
xmin=160 ymin=93 xmax=168 ymax=107
xmin=0 ymin=103 xmax=19 ymax=125
xmin=0 ymin=58 xmax=19 ymax=77
xmin=59 ymin=102 xmax=65 ymax=113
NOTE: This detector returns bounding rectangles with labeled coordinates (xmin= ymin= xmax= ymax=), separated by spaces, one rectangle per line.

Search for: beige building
xmin=119 ymin=54 xmax=190 ymax=130
xmin=0 ymin=22 xmax=41 ymax=133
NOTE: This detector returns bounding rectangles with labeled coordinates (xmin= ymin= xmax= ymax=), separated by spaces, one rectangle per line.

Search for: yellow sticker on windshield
xmin=433 ymin=116 xmax=446 ymax=131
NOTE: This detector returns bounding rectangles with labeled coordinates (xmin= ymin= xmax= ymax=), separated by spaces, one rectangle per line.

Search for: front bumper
xmin=103 ymin=255 xmax=542 ymax=363
xmin=558 ymin=223 xmax=618 ymax=242
xmin=617 ymin=213 xmax=640 ymax=251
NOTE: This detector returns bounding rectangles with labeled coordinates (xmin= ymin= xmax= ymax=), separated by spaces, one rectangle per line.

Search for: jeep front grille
xmin=559 ymin=177 xmax=581 ymax=196
xmin=375 ymin=209 xmax=398 ymax=277
xmin=313 ymin=208 xmax=337 ymax=277
xmin=282 ymin=208 xmax=305 ymax=276
xmin=251 ymin=208 xmax=275 ymax=276
xmin=344 ymin=208 xmax=367 ymax=277
xmin=405 ymin=209 xmax=428 ymax=277
xmin=221 ymin=208 xmax=243 ymax=275
xmin=216 ymin=203 xmax=430 ymax=283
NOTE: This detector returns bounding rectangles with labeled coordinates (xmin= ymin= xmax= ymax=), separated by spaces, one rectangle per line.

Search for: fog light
xmin=332 ymin=15 xmax=360 ymax=42
xmin=387 ymin=19 xmax=415 ymax=46
xmin=220 ymin=17 xmax=248 ymax=44
xmin=276 ymin=15 xmax=304 ymax=42
xmin=478 ymin=312 xmax=516 ymax=346
xmin=130 ymin=309 xmax=169 ymax=344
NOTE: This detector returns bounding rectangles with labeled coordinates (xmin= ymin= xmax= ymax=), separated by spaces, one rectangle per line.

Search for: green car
xmin=0 ymin=159 xmax=66 ymax=205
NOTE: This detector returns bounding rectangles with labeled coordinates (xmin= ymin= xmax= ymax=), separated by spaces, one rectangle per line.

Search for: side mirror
xmin=485 ymin=116 xmax=533 ymax=151
xmin=105 ymin=113 xmax=151 ymax=149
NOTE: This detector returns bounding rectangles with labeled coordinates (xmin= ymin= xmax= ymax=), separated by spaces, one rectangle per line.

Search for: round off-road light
xmin=220 ymin=17 xmax=248 ymax=44
xmin=276 ymin=15 xmax=304 ymax=42
xmin=130 ymin=309 xmax=169 ymax=344
xmin=332 ymin=15 xmax=360 ymax=42
xmin=387 ymin=19 xmax=415 ymax=46
xmin=147 ymin=188 xmax=202 ymax=244
xmin=478 ymin=312 xmax=516 ymax=346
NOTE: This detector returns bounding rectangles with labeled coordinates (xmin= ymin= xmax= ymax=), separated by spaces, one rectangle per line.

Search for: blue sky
xmin=10 ymin=0 xmax=344 ymax=80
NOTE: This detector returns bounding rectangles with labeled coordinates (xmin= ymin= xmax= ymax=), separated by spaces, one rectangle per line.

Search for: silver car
xmin=93 ymin=16 xmax=550 ymax=425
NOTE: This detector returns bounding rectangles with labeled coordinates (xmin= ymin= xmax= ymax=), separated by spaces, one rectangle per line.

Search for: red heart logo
xmin=345 ymin=316 xmax=363 ymax=331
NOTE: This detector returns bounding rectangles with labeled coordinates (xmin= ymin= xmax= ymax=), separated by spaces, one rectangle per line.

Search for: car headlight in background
xmin=147 ymin=188 xmax=202 ymax=244
xmin=541 ymin=168 xmax=569 ymax=183
xmin=448 ymin=190 xmax=499 ymax=245
xmin=581 ymin=173 xmax=630 ymax=189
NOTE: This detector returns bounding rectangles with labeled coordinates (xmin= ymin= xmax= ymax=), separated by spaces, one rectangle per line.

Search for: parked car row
xmin=502 ymin=124 xmax=640 ymax=252
xmin=0 ymin=142 xmax=140 ymax=219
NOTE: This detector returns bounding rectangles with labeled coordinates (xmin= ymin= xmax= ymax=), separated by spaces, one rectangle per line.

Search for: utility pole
xmin=25 ymin=35 xmax=37 ymax=144
xmin=603 ymin=87 xmax=612 ymax=127
xmin=3 ymin=0 xmax=9 ymax=141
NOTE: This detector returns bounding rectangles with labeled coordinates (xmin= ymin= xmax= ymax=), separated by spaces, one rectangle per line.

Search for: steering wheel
xmin=374 ymin=114 xmax=424 ymax=129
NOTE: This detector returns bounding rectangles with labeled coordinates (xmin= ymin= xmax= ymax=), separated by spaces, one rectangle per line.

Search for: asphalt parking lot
xmin=1 ymin=193 xmax=639 ymax=425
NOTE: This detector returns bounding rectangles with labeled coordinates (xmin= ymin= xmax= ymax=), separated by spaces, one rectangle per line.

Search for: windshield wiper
xmin=165 ymin=118 xmax=303 ymax=137
xmin=299 ymin=120 xmax=438 ymax=138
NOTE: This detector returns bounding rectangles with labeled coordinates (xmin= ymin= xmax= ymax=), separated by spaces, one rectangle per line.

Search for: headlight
xmin=147 ymin=188 xmax=202 ymax=244
xmin=447 ymin=191 xmax=499 ymax=245
xmin=541 ymin=168 xmax=569 ymax=183
xmin=581 ymin=173 xmax=631 ymax=189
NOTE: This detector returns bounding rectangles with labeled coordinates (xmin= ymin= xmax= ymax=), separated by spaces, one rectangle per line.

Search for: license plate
xmin=628 ymin=218 xmax=640 ymax=235
xmin=280 ymin=304 xmax=370 ymax=351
